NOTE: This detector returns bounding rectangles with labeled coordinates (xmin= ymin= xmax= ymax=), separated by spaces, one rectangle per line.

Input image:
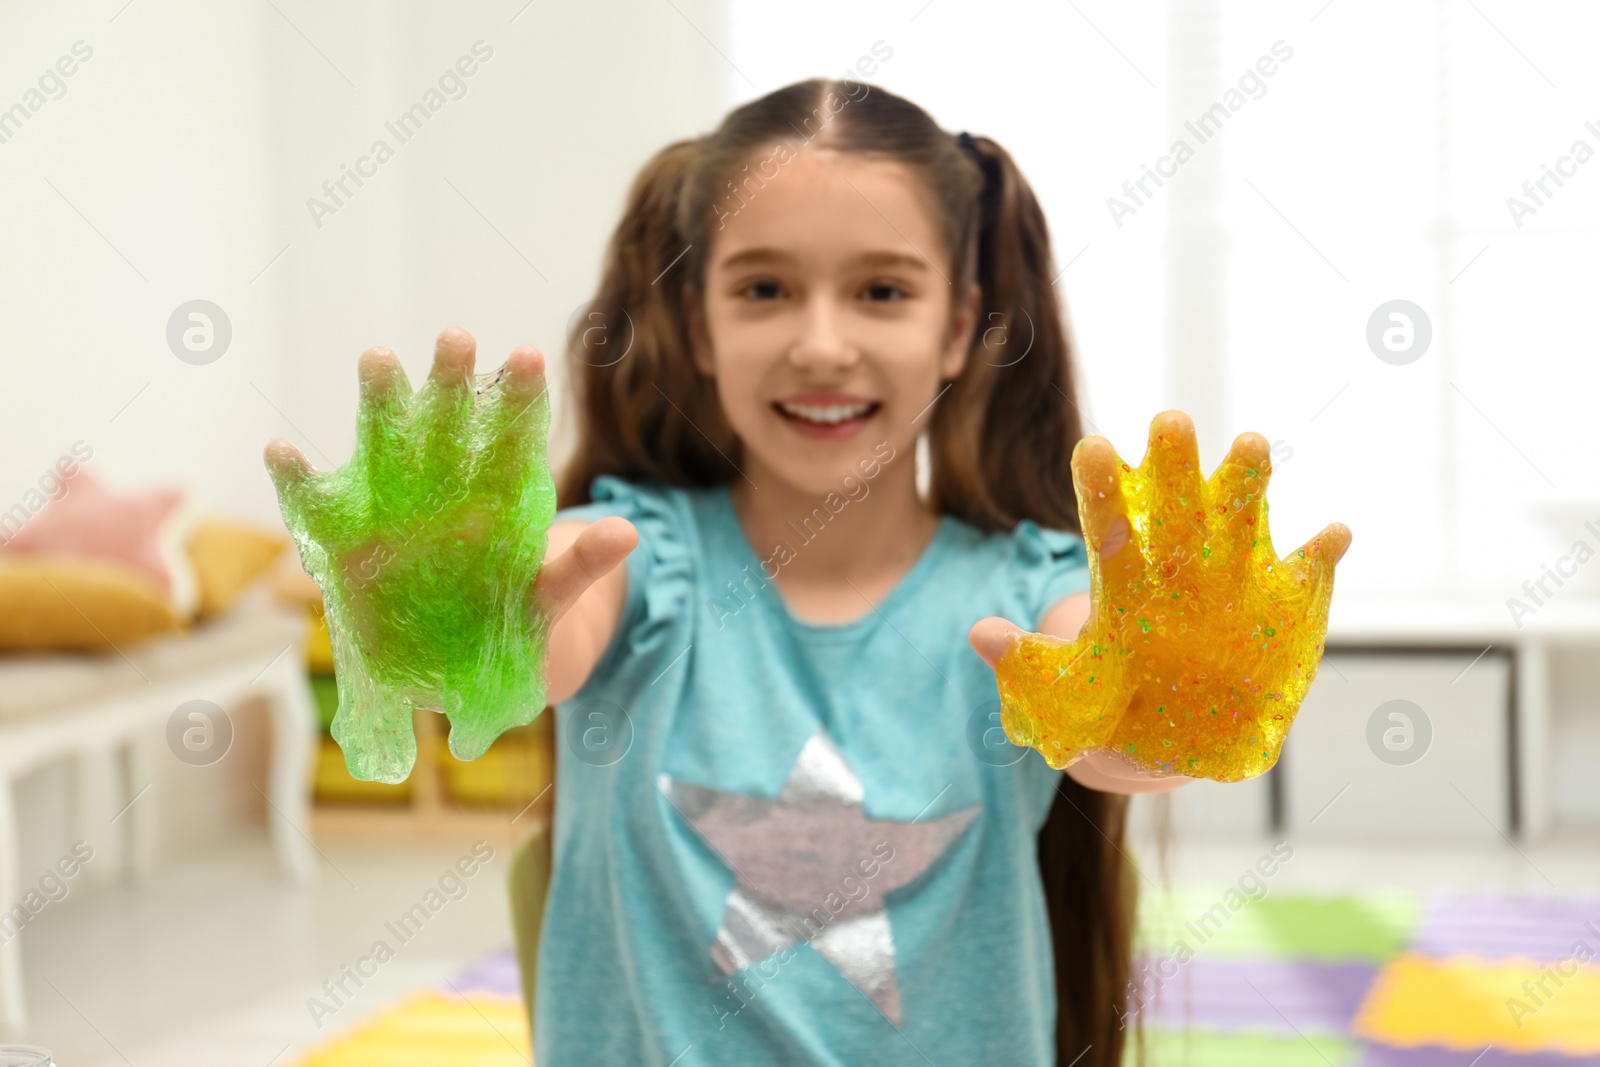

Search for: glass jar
xmin=0 ymin=1048 xmax=54 ymax=1067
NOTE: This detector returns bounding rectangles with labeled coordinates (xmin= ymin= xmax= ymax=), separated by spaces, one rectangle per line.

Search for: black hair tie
xmin=954 ymin=130 xmax=982 ymax=161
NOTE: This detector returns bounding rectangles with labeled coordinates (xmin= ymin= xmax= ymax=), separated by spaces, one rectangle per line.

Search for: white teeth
xmin=777 ymin=401 xmax=873 ymax=425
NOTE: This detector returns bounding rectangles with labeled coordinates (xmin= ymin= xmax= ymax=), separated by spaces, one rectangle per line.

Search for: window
xmin=733 ymin=0 xmax=1600 ymax=595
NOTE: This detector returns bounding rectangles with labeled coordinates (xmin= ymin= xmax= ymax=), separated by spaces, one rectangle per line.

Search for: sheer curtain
xmin=731 ymin=0 xmax=1600 ymax=595
xmin=1225 ymin=0 xmax=1600 ymax=596
xmin=728 ymin=0 xmax=1170 ymax=510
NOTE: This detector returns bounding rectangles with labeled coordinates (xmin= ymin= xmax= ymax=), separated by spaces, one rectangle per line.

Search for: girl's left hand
xmin=969 ymin=410 xmax=1353 ymax=784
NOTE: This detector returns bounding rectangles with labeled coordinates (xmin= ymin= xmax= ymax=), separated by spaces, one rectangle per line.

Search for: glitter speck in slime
xmin=995 ymin=411 xmax=1350 ymax=782
xmin=265 ymin=331 xmax=556 ymax=783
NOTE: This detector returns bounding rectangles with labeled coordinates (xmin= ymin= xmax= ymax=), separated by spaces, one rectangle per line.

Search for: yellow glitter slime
xmin=996 ymin=412 xmax=1349 ymax=782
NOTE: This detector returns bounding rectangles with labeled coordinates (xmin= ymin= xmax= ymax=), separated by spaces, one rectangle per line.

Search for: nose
xmin=786 ymin=293 xmax=859 ymax=373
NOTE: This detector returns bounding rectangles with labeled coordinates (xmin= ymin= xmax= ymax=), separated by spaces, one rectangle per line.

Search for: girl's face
xmin=689 ymin=147 xmax=976 ymax=499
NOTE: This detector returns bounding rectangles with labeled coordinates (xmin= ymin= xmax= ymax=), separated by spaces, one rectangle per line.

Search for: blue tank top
xmin=534 ymin=475 xmax=1092 ymax=1065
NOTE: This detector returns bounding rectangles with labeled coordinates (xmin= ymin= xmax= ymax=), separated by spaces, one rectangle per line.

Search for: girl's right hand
xmin=267 ymin=326 xmax=636 ymax=726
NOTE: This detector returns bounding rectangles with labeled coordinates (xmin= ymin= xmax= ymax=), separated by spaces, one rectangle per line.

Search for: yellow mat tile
xmin=292 ymin=990 xmax=531 ymax=1066
xmin=1353 ymin=953 xmax=1600 ymax=1055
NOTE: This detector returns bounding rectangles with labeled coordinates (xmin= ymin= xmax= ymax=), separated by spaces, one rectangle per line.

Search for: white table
xmin=0 ymin=594 xmax=318 ymax=1035
xmin=1326 ymin=592 xmax=1600 ymax=840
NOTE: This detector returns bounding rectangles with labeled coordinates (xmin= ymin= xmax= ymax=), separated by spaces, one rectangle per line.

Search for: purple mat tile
xmin=1128 ymin=956 xmax=1376 ymax=1033
xmin=1363 ymin=1045 xmax=1600 ymax=1066
xmin=1411 ymin=893 xmax=1600 ymax=963
xmin=449 ymin=947 xmax=523 ymax=997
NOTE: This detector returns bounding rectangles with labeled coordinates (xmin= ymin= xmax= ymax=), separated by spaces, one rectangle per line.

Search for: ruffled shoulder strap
xmin=1007 ymin=519 xmax=1092 ymax=633
xmin=554 ymin=474 xmax=697 ymax=658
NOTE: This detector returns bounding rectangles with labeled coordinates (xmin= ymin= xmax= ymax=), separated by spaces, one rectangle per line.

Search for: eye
xmin=863 ymin=282 xmax=907 ymax=302
xmin=740 ymin=278 xmax=784 ymax=301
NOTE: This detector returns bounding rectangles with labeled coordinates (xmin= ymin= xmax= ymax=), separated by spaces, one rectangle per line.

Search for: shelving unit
xmin=274 ymin=572 xmax=557 ymax=847
xmin=310 ymin=706 xmax=554 ymax=847
xmin=1139 ymin=592 xmax=1600 ymax=843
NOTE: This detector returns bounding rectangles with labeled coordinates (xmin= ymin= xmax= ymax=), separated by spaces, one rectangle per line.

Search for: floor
xmin=9 ymin=836 xmax=515 ymax=1066
xmin=8 ymin=825 xmax=1600 ymax=1065
xmin=1137 ymin=824 xmax=1600 ymax=1066
xmin=1128 ymin=822 xmax=1600 ymax=899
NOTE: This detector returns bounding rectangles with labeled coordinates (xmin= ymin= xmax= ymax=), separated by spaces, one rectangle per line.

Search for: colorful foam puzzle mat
xmin=289 ymin=953 xmax=528 ymax=1066
xmin=1134 ymin=888 xmax=1600 ymax=1064
xmin=290 ymin=890 xmax=1600 ymax=1065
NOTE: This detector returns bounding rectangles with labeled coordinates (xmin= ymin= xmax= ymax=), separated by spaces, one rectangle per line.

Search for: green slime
xmin=269 ymin=357 xmax=556 ymax=783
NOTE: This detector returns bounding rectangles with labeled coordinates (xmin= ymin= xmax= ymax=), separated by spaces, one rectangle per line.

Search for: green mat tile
xmin=1136 ymin=887 xmax=1418 ymax=962
xmin=1130 ymin=1028 xmax=1362 ymax=1067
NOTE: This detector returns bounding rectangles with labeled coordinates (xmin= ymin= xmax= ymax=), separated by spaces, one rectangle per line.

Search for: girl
xmin=274 ymin=77 xmax=1348 ymax=1064
xmin=529 ymin=76 xmax=1198 ymax=1065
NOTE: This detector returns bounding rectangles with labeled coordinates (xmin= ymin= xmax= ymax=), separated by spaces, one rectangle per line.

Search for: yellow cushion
xmin=0 ymin=558 xmax=180 ymax=652
xmin=186 ymin=518 xmax=288 ymax=619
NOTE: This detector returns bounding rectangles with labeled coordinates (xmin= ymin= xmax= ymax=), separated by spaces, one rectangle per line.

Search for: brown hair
xmin=557 ymin=78 xmax=1138 ymax=1064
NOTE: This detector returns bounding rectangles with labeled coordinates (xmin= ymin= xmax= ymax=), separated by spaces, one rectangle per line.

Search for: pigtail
xmin=941 ymin=134 xmax=1140 ymax=1066
xmin=556 ymin=137 xmax=743 ymax=507
xmin=1043 ymin=776 xmax=1138 ymax=1065
xmin=929 ymin=135 xmax=1084 ymax=535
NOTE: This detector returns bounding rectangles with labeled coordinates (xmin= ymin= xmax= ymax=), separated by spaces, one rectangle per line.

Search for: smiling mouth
xmin=772 ymin=400 xmax=881 ymax=426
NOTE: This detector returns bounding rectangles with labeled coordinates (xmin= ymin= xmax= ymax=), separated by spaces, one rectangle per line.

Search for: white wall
xmin=4 ymin=0 xmax=1597 ymax=871
xmin=1 ymin=0 xmax=732 ymax=877
xmin=0 ymin=0 xmax=731 ymax=527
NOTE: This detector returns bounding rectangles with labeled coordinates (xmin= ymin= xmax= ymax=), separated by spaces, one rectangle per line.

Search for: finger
xmin=264 ymin=437 xmax=314 ymax=490
xmin=476 ymin=345 xmax=550 ymax=473
xmin=968 ymin=615 xmax=1066 ymax=670
xmin=1206 ymin=430 xmax=1273 ymax=566
xmin=496 ymin=344 xmax=546 ymax=403
xmin=1072 ymin=437 xmax=1132 ymax=558
xmin=419 ymin=326 xmax=476 ymax=415
xmin=1289 ymin=521 xmax=1352 ymax=575
xmin=264 ymin=438 xmax=332 ymax=537
xmin=416 ymin=327 xmax=477 ymax=473
xmin=354 ymin=346 xmax=412 ymax=476
xmin=1072 ymin=437 xmax=1137 ymax=599
xmin=429 ymin=325 xmax=476 ymax=386
xmin=1139 ymin=410 xmax=1207 ymax=564
xmin=529 ymin=517 xmax=638 ymax=624
xmin=358 ymin=345 xmax=411 ymax=402
xmin=472 ymin=346 xmax=550 ymax=500
xmin=361 ymin=348 xmax=412 ymax=398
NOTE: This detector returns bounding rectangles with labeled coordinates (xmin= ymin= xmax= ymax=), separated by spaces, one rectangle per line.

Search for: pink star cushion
xmin=1 ymin=468 xmax=198 ymax=616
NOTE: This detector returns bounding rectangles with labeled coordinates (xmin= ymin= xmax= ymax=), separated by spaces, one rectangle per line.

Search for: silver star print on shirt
xmin=658 ymin=731 xmax=979 ymax=1024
